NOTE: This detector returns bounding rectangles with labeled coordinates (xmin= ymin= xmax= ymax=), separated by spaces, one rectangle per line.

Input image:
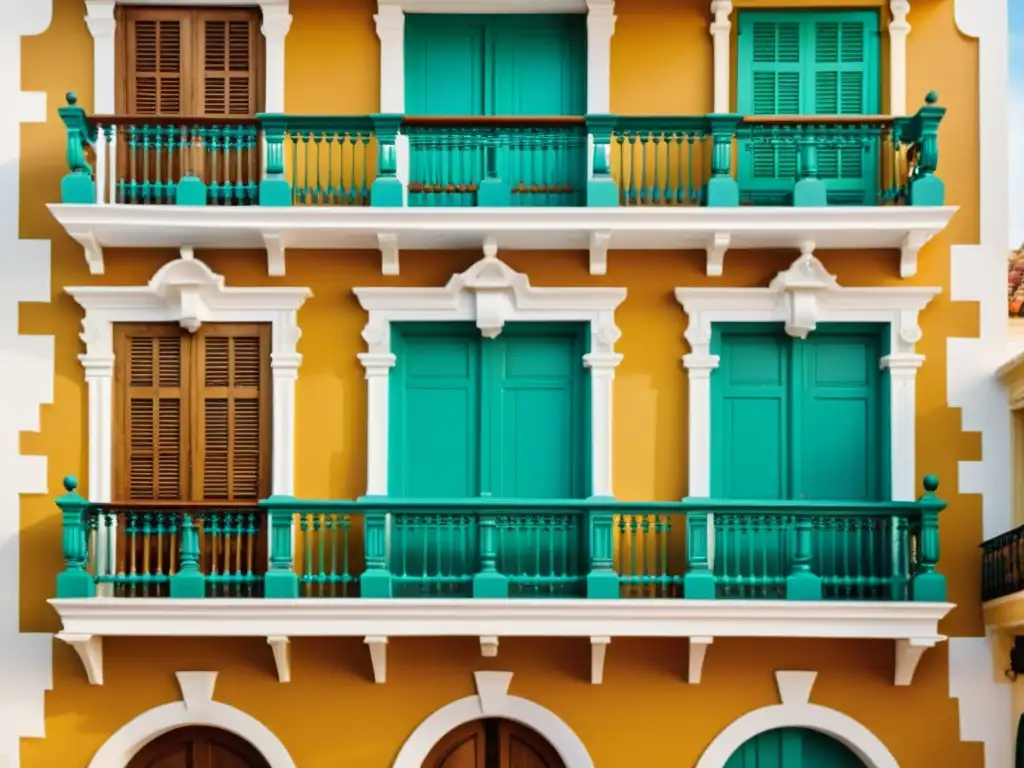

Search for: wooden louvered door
xmin=117 ymin=7 xmax=262 ymax=204
xmin=113 ymin=323 xmax=271 ymax=593
xmin=193 ymin=324 xmax=270 ymax=502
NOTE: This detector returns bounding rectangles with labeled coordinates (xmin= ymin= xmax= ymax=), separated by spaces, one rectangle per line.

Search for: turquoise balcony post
xmin=586 ymin=500 xmax=619 ymax=598
xmin=59 ymin=93 xmax=96 ymax=204
xmin=792 ymin=126 xmax=828 ymax=207
xmin=370 ymin=113 xmax=404 ymax=207
xmin=170 ymin=514 xmax=206 ymax=598
xmin=263 ymin=496 xmax=299 ymax=598
xmin=912 ymin=475 xmax=947 ymax=601
xmin=55 ymin=476 xmax=95 ymax=599
xmin=907 ymin=92 xmax=946 ymax=206
xmin=175 ymin=125 xmax=209 ymax=206
xmin=258 ymin=114 xmax=292 ymax=206
xmin=786 ymin=517 xmax=823 ymax=600
xmin=473 ymin=513 xmax=509 ymax=598
xmin=704 ymin=114 xmax=740 ymax=207
xmin=359 ymin=499 xmax=392 ymax=597
xmin=684 ymin=509 xmax=716 ymax=599
xmin=585 ymin=115 xmax=620 ymax=207
xmin=477 ymin=129 xmax=511 ymax=207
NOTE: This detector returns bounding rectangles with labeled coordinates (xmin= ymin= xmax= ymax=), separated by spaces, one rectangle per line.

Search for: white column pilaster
xmin=889 ymin=0 xmax=911 ymax=115
xmin=682 ymin=358 xmax=719 ymax=497
xmin=260 ymin=5 xmax=293 ymax=114
xmin=270 ymin=365 xmax=298 ymax=496
xmin=375 ymin=4 xmax=408 ymax=201
xmin=585 ymin=0 xmax=616 ymax=114
xmin=710 ymin=0 xmax=733 ymax=114
xmin=583 ymin=352 xmax=623 ymax=497
xmin=84 ymin=1 xmax=116 ymax=114
xmin=359 ymin=352 xmax=397 ymax=496
xmin=880 ymin=353 xmax=923 ymax=501
xmin=82 ymin=351 xmax=114 ymax=592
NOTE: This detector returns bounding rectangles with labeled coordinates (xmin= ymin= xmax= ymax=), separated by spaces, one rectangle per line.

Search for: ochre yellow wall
xmin=18 ymin=0 xmax=985 ymax=766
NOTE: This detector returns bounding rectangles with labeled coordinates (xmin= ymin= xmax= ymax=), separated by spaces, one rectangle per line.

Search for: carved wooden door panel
xmin=127 ymin=726 xmax=271 ymax=768
xmin=424 ymin=719 xmax=565 ymax=768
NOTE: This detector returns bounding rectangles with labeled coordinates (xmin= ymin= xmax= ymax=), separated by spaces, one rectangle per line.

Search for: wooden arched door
xmin=424 ymin=718 xmax=566 ymax=768
xmin=127 ymin=726 xmax=272 ymax=768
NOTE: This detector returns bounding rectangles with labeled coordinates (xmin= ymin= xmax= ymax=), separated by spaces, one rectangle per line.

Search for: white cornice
xmin=376 ymin=0 xmax=592 ymax=12
xmin=47 ymin=204 xmax=958 ymax=279
xmin=50 ymin=597 xmax=952 ymax=688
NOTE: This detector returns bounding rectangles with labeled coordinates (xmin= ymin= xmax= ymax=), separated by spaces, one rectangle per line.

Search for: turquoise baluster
xmin=911 ymin=475 xmax=947 ymax=601
xmin=786 ymin=516 xmax=823 ymax=600
xmin=59 ymin=93 xmax=96 ymax=204
xmin=907 ymin=92 xmax=946 ymax=206
xmin=176 ymin=122 xmax=208 ymax=206
xmin=473 ymin=513 xmax=509 ymax=598
xmin=370 ymin=113 xmax=404 ymax=206
xmin=170 ymin=513 xmax=206 ymax=598
xmin=359 ymin=497 xmax=392 ymax=597
xmin=704 ymin=113 xmax=740 ymax=207
xmin=793 ymin=124 xmax=828 ymax=207
xmin=258 ymin=114 xmax=292 ymax=205
xmin=263 ymin=495 xmax=299 ymax=598
xmin=684 ymin=508 xmax=716 ymax=599
xmin=586 ymin=499 xmax=619 ymax=599
xmin=55 ymin=476 xmax=96 ymax=598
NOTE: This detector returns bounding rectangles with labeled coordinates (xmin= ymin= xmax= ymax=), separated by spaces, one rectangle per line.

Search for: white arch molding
xmin=393 ymin=671 xmax=595 ymax=768
xmin=695 ymin=671 xmax=899 ymax=768
xmin=88 ymin=671 xmax=297 ymax=768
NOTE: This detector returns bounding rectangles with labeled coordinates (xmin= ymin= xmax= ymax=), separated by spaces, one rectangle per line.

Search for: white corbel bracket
xmin=58 ymin=632 xmax=103 ymax=685
xmin=365 ymin=635 xmax=387 ymax=683
xmin=688 ymin=636 xmax=714 ymax=684
xmin=589 ymin=231 xmax=612 ymax=275
xmin=590 ymin=636 xmax=610 ymax=684
xmin=900 ymin=230 xmax=933 ymax=278
xmin=705 ymin=233 xmax=730 ymax=277
xmin=894 ymin=636 xmax=942 ymax=686
xmin=480 ymin=636 xmax=499 ymax=657
xmin=267 ymin=636 xmax=291 ymax=683
xmin=263 ymin=232 xmax=286 ymax=276
xmin=68 ymin=227 xmax=104 ymax=275
xmin=378 ymin=232 xmax=400 ymax=275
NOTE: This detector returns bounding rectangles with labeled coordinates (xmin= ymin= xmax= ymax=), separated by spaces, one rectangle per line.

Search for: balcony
xmin=48 ymin=93 xmax=957 ymax=278
xmin=50 ymin=476 xmax=954 ymax=688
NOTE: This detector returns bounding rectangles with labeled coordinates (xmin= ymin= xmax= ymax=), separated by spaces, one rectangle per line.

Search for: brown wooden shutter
xmin=113 ymin=325 xmax=191 ymax=501
xmin=122 ymin=8 xmax=193 ymax=116
xmin=196 ymin=10 xmax=260 ymax=117
xmin=194 ymin=325 xmax=271 ymax=501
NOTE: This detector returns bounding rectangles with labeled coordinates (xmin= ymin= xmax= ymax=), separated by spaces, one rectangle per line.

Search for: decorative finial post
xmin=911 ymin=474 xmax=947 ymax=601
xmin=55 ymin=475 xmax=96 ymax=598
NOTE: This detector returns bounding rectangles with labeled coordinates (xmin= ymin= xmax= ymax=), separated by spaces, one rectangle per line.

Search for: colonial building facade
xmin=0 ymin=0 xmax=1016 ymax=766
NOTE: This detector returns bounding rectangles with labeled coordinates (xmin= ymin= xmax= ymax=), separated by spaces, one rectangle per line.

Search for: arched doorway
xmin=424 ymin=718 xmax=566 ymax=768
xmin=725 ymin=727 xmax=866 ymax=768
xmin=127 ymin=726 xmax=272 ymax=768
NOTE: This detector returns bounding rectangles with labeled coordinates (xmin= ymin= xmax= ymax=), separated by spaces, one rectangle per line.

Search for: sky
xmin=1011 ymin=1 xmax=1024 ymax=247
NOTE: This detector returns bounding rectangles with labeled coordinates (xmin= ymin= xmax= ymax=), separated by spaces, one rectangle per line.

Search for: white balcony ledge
xmin=46 ymin=204 xmax=958 ymax=278
xmin=49 ymin=597 xmax=953 ymax=688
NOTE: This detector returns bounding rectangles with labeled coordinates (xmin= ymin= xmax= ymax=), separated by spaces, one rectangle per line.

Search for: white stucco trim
xmin=947 ymin=0 xmax=1015 ymax=765
xmin=709 ymin=1 xmax=732 ymax=114
xmin=353 ymin=243 xmax=626 ymax=496
xmin=88 ymin=671 xmax=296 ymax=768
xmin=695 ymin=671 xmax=899 ymax=768
xmin=675 ymin=245 xmax=941 ymax=501
xmin=83 ymin=0 xmax=291 ymax=114
xmin=66 ymin=251 xmax=310 ymax=505
xmin=393 ymin=671 xmax=593 ymax=768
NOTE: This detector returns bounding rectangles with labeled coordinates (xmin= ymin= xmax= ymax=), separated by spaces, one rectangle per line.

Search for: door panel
xmin=499 ymin=720 xmax=566 ymax=768
xmin=128 ymin=726 xmax=270 ymax=768
xmin=724 ymin=727 xmax=866 ymax=767
xmin=425 ymin=720 xmax=566 ymax=768
xmin=425 ymin=721 xmax=487 ymax=768
xmin=405 ymin=17 xmax=486 ymax=115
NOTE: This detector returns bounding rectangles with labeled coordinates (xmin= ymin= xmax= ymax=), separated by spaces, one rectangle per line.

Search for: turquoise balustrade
xmin=681 ymin=476 xmax=947 ymax=602
xmin=54 ymin=478 xmax=266 ymax=599
xmin=56 ymin=478 xmax=946 ymax=601
xmin=401 ymin=116 xmax=589 ymax=208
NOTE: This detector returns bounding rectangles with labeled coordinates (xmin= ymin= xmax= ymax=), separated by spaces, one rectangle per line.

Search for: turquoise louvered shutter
xmin=809 ymin=15 xmax=881 ymax=204
xmin=737 ymin=18 xmax=803 ymax=204
xmin=737 ymin=11 xmax=880 ymax=205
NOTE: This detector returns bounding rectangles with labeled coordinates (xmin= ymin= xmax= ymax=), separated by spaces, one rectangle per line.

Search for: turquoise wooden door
xmin=389 ymin=323 xmax=588 ymax=595
xmin=724 ymin=728 xmax=866 ymax=767
xmin=737 ymin=11 xmax=881 ymax=205
xmin=405 ymin=15 xmax=587 ymax=207
xmin=709 ymin=324 xmax=887 ymax=598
